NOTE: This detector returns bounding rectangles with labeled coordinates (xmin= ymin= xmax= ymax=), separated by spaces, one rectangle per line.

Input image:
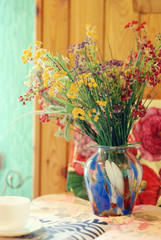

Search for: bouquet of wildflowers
xmin=20 ymin=21 xmax=161 ymax=147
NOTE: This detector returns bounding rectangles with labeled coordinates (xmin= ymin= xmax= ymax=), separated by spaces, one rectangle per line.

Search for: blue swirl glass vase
xmin=84 ymin=145 xmax=142 ymax=217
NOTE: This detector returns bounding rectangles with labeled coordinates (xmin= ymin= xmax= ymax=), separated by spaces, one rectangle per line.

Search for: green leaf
xmin=56 ymin=52 xmax=75 ymax=80
xmin=54 ymin=132 xmax=65 ymax=137
xmin=54 ymin=130 xmax=74 ymax=140
xmin=65 ymin=118 xmax=72 ymax=141
xmin=48 ymin=105 xmax=67 ymax=114
xmin=52 ymin=96 xmax=74 ymax=108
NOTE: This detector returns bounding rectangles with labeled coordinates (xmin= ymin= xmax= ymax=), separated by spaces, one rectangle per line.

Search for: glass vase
xmin=84 ymin=145 xmax=142 ymax=217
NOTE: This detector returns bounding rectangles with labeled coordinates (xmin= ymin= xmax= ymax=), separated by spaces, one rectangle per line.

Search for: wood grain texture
xmin=40 ymin=118 xmax=67 ymax=194
xmin=141 ymin=14 xmax=161 ymax=99
xmin=40 ymin=0 xmax=69 ymax=195
xmin=34 ymin=0 xmax=70 ymax=196
xmin=105 ymin=0 xmax=139 ymax=60
xmin=133 ymin=0 xmax=161 ymax=13
xmin=70 ymin=0 xmax=105 ymax=56
xmin=43 ymin=0 xmax=69 ymax=54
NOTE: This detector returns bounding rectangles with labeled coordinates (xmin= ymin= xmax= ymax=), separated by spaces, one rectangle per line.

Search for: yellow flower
xmin=53 ymin=70 xmax=67 ymax=79
xmin=96 ymin=100 xmax=107 ymax=107
xmin=124 ymin=69 xmax=130 ymax=76
xmin=79 ymin=116 xmax=85 ymax=120
xmin=88 ymin=110 xmax=92 ymax=117
xmin=69 ymin=83 xmax=78 ymax=93
xmin=41 ymin=57 xmax=48 ymax=62
xmin=91 ymin=78 xmax=98 ymax=87
xmin=22 ymin=46 xmax=32 ymax=64
xmin=93 ymin=82 xmax=98 ymax=87
xmin=42 ymin=69 xmax=49 ymax=87
xmin=88 ymin=82 xmax=97 ymax=88
xmin=72 ymin=108 xmax=83 ymax=115
xmin=48 ymin=82 xmax=57 ymax=94
xmin=48 ymin=80 xmax=63 ymax=95
xmin=94 ymin=116 xmax=99 ymax=122
xmin=69 ymin=52 xmax=75 ymax=59
xmin=124 ymin=67 xmax=134 ymax=76
xmin=78 ymin=74 xmax=98 ymax=88
xmin=88 ymin=109 xmax=98 ymax=119
xmin=34 ymin=41 xmax=42 ymax=46
xmin=68 ymin=95 xmax=76 ymax=99
xmin=48 ymin=88 xmax=54 ymax=96
xmin=34 ymin=48 xmax=46 ymax=60
xmin=21 ymin=56 xmax=27 ymax=64
xmin=35 ymin=63 xmax=41 ymax=69
xmin=78 ymin=73 xmax=90 ymax=85
xmin=72 ymin=108 xmax=85 ymax=120
xmin=88 ymin=78 xmax=98 ymax=88
xmin=88 ymin=82 xmax=92 ymax=87
xmin=57 ymin=81 xmax=63 ymax=91
xmin=24 ymin=47 xmax=32 ymax=58
xmin=81 ymin=78 xmax=88 ymax=86
xmin=68 ymin=83 xmax=78 ymax=99
xmin=85 ymin=24 xmax=98 ymax=40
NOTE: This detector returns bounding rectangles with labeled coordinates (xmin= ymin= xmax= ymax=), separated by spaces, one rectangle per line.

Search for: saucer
xmin=0 ymin=218 xmax=42 ymax=237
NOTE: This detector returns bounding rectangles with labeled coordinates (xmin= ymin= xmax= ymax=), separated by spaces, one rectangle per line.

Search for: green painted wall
xmin=0 ymin=0 xmax=35 ymax=199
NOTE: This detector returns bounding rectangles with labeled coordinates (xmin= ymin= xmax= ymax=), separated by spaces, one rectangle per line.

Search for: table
xmin=0 ymin=194 xmax=161 ymax=240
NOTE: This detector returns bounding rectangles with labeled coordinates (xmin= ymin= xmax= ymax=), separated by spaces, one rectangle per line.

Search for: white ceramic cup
xmin=0 ymin=196 xmax=30 ymax=232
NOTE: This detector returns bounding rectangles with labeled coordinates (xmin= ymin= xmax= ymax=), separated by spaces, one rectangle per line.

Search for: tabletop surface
xmin=0 ymin=194 xmax=161 ymax=240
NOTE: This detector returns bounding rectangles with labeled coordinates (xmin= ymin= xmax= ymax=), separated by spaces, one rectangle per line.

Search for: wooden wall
xmin=34 ymin=0 xmax=161 ymax=198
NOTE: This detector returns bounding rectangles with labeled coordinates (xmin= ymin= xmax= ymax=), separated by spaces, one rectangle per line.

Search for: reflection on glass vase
xmin=84 ymin=145 xmax=142 ymax=217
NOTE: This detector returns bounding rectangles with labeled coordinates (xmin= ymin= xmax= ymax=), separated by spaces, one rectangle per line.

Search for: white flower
xmin=105 ymin=160 xmax=124 ymax=195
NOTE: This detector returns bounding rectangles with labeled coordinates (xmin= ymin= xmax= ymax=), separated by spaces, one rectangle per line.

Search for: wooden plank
xmin=40 ymin=0 xmax=69 ymax=195
xmin=133 ymin=0 xmax=161 ymax=13
xmin=33 ymin=0 xmax=43 ymax=199
xmin=105 ymin=0 xmax=139 ymax=60
xmin=43 ymin=0 xmax=69 ymax=54
xmin=141 ymin=14 xmax=161 ymax=99
xmin=70 ymin=0 xmax=105 ymax=56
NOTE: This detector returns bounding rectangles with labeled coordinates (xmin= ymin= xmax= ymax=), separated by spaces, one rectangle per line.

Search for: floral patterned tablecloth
xmin=96 ymin=205 xmax=161 ymax=240
xmin=0 ymin=194 xmax=160 ymax=240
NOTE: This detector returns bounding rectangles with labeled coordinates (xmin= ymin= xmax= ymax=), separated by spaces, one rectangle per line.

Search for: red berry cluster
xmin=18 ymin=88 xmax=35 ymax=105
xmin=56 ymin=118 xmax=64 ymax=129
xmin=125 ymin=52 xmax=138 ymax=67
xmin=39 ymin=114 xmax=50 ymax=123
xmin=132 ymin=101 xmax=146 ymax=119
xmin=121 ymin=86 xmax=132 ymax=102
xmin=135 ymin=21 xmax=146 ymax=31
xmin=124 ymin=20 xmax=146 ymax=31
xmin=138 ymin=38 xmax=161 ymax=86
xmin=19 ymin=84 xmax=51 ymax=106
xmin=113 ymin=105 xmax=123 ymax=114
xmin=142 ymin=40 xmax=161 ymax=86
xmin=134 ymin=69 xmax=145 ymax=83
xmin=125 ymin=36 xmax=161 ymax=87
xmin=142 ymin=39 xmax=156 ymax=58
xmin=124 ymin=20 xmax=138 ymax=29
